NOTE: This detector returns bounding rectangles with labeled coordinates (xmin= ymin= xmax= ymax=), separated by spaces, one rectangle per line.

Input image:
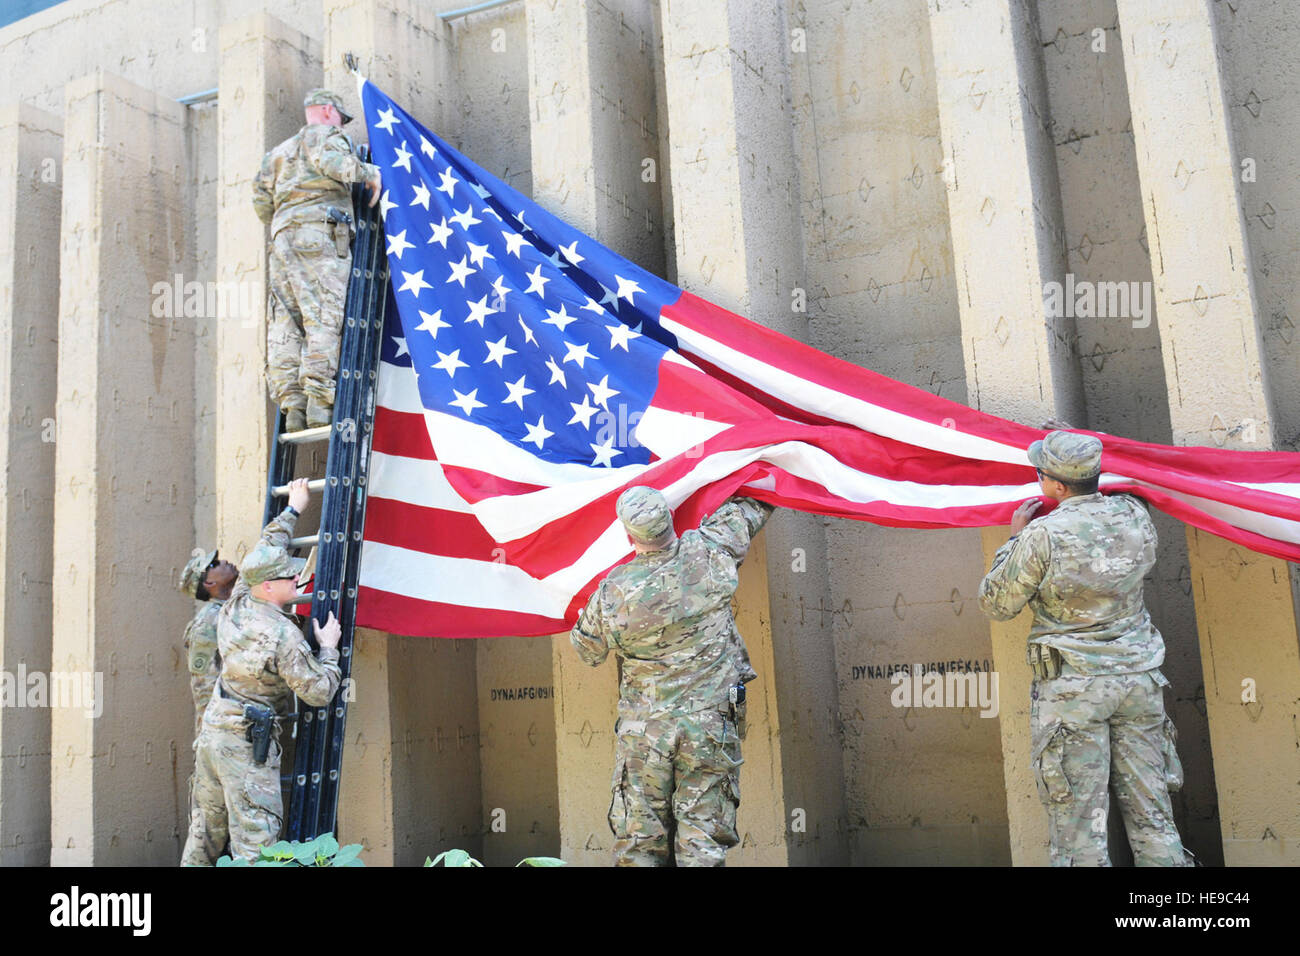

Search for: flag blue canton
xmin=361 ymin=82 xmax=684 ymax=468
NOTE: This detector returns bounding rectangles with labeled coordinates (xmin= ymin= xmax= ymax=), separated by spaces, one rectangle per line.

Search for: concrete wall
xmin=0 ymin=103 xmax=61 ymax=866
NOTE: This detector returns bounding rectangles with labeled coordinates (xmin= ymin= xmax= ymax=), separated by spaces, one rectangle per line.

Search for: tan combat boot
xmin=285 ymin=407 xmax=307 ymax=434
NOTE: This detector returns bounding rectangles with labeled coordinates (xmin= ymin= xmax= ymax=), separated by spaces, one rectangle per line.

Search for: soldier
xmin=180 ymin=478 xmax=342 ymax=865
xmin=252 ymin=88 xmax=382 ymax=433
xmin=978 ymin=430 xmax=1191 ymax=867
xmin=570 ymin=486 xmax=773 ymax=866
xmin=177 ymin=548 xmax=239 ymax=739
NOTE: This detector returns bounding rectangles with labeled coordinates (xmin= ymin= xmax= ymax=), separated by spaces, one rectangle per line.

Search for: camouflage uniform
xmin=178 ymin=548 xmax=222 ymax=740
xmin=978 ymin=431 xmax=1190 ymax=867
xmin=180 ymin=508 xmax=341 ymax=866
xmin=571 ymin=487 xmax=773 ymax=867
xmin=183 ymin=601 xmax=223 ymax=740
xmin=252 ymin=90 xmax=379 ymax=421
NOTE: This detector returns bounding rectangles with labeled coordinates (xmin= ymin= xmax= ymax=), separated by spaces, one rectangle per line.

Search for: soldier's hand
xmin=314 ymin=611 xmax=342 ymax=650
xmin=1010 ymin=498 xmax=1043 ymax=535
xmin=288 ymin=477 xmax=311 ymax=513
xmin=366 ymin=171 xmax=382 ymax=209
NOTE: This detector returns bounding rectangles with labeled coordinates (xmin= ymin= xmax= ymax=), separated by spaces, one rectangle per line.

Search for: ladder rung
xmin=289 ymin=534 xmax=319 ymax=548
xmin=272 ymin=477 xmax=327 ymax=496
xmin=279 ymin=425 xmax=332 ymax=445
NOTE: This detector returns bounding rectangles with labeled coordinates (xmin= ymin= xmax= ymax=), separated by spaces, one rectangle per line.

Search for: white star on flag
xmin=524 ymin=265 xmax=549 ymax=296
xmin=607 ymin=322 xmax=641 ymax=351
xmin=559 ymin=241 xmax=584 ymax=265
xmin=587 ymin=374 xmax=619 ymax=410
xmin=614 ymin=275 xmax=643 ymax=305
xmin=386 ymin=229 xmax=414 ymax=259
xmin=502 ymin=231 xmax=526 ymax=257
xmin=464 ymin=294 xmax=497 ymax=327
xmin=392 ymin=141 xmax=413 ymax=172
xmin=410 ymin=180 xmax=431 ymax=210
xmin=398 ymin=269 xmax=431 ymax=297
xmin=415 ymin=309 xmax=448 ymax=337
xmin=433 ymin=349 xmax=468 ymax=378
xmin=446 ymin=256 xmax=476 ymax=287
xmin=428 ymin=217 xmax=453 ymax=247
xmin=522 ymin=415 xmax=554 ymax=449
xmin=375 ymin=106 xmax=400 ymax=133
xmin=543 ymin=303 xmax=578 ymax=332
xmin=449 ymin=388 xmax=486 ymax=415
xmin=589 ymin=435 xmax=622 ymax=467
xmin=562 ymin=340 xmax=593 ymax=368
xmin=483 ymin=336 xmax=517 ymax=367
xmin=449 ymin=206 xmax=482 ymax=230
xmin=567 ymin=395 xmax=598 ymax=429
xmin=502 ymin=375 xmax=534 ymax=409
xmin=436 ymin=166 xmax=459 ymax=197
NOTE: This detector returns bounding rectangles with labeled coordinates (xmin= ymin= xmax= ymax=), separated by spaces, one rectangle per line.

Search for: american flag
xmin=351 ymin=79 xmax=1300 ymax=639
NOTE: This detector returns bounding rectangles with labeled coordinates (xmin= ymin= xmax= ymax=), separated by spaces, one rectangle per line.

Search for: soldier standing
xmin=570 ymin=486 xmax=773 ymax=866
xmin=177 ymin=548 xmax=238 ymax=739
xmin=978 ymin=430 xmax=1191 ymax=866
xmin=181 ymin=478 xmax=342 ymax=865
xmin=252 ymin=89 xmax=382 ymax=433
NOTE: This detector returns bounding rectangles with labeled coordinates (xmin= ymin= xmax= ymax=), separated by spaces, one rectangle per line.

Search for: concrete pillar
xmin=1116 ymin=0 xmax=1300 ymax=865
xmin=339 ymin=631 xmax=484 ymax=865
xmin=215 ymin=13 xmax=321 ymax=559
xmin=0 ymin=103 xmax=61 ymax=866
xmin=322 ymin=0 xmax=501 ymax=866
xmin=526 ymin=0 xmax=668 ymax=866
xmin=928 ymin=0 xmax=1087 ymax=865
xmin=50 ymin=71 xmax=194 ymax=865
xmin=476 ymin=637 xmax=559 ymax=866
xmin=659 ymin=0 xmax=848 ymax=865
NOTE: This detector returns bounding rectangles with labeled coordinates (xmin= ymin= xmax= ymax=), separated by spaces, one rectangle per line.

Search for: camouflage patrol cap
xmin=303 ymin=88 xmax=353 ymax=125
xmin=616 ymin=486 xmax=675 ymax=547
xmin=239 ymin=541 xmax=307 ymax=588
xmin=178 ymin=547 xmax=217 ymax=597
xmin=1028 ymin=430 xmax=1103 ymax=482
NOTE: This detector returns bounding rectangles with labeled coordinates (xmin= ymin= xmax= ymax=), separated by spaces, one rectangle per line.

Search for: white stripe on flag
xmin=658 ymin=315 xmax=1029 ymax=466
xmin=370 ymin=450 xmax=473 ymax=512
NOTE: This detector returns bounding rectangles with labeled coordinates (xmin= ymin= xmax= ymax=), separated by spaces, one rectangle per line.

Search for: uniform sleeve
xmin=307 ymin=128 xmax=379 ymax=186
xmin=569 ymin=586 xmax=610 ymax=667
xmin=698 ymin=496 xmax=774 ymax=564
xmin=261 ymin=506 xmax=298 ymax=550
xmin=275 ymin=627 xmax=342 ymax=707
xmin=186 ymin=606 xmax=220 ymax=677
xmin=978 ymin=523 xmax=1050 ymax=621
xmin=251 ymin=150 xmax=275 ymax=224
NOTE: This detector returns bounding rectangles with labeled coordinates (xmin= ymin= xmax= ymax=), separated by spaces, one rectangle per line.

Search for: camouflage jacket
xmin=978 ymin=492 xmax=1164 ymax=675
xmin=184 ymin=600 xmax=223 ymax=680
xmin=571 ymin=497 xmax=774 ymax=720
xmin=204 ymin=508 xmax=341 ymax=735
xmin=252 ymin=124 xmax=379 ymax=238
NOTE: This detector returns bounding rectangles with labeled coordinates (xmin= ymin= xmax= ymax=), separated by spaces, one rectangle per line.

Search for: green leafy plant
xmin=424 ymin=849 xmax=565 ymax=867
xmin=216 ymin=832 xmax=365 ymax=867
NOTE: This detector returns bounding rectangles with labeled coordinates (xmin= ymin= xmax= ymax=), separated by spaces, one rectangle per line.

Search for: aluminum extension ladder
xmin=261 ymin=147 xmax=389 ymax=842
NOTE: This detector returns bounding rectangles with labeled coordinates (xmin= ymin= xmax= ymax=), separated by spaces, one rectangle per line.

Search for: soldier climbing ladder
xmin=261 ymin=145 xmax=390 ymax=842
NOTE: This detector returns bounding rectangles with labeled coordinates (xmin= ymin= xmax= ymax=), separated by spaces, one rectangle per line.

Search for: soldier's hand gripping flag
xmin=351 ymin=79 xmax=1300 ymax=639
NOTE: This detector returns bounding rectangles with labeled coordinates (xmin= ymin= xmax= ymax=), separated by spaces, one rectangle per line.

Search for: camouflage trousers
xmin=266 ymin=223 xmax=350 ymax=412
xmin=189 ymin=672 xmax=217 ymax=742
xmin=1031 ymin=667 xmax=1190 ymax=867
xmin=180 ymin=725 xmax=283 ymax=866
xmin=608 ymin=709 xmax=742 ymax=867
